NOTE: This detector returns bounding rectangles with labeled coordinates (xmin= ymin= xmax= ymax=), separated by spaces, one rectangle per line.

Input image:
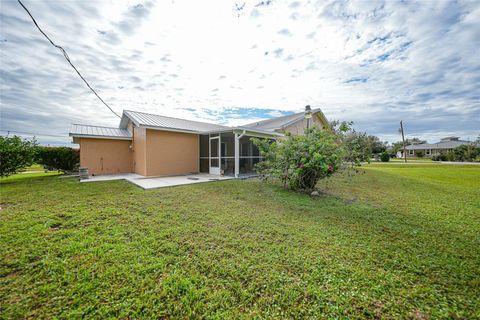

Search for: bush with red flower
xmin=253 ymin=122 xmax=351 ymax=192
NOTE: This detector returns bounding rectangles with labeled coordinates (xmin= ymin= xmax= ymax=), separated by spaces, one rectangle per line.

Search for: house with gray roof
xmin=69 ymin=106 xmax=328 ymax=177
xmin=404 ymin=137 xmax=472 ymax=158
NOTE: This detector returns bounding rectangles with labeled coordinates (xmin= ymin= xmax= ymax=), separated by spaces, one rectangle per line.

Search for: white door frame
xmin=209 ymin=134 xmax=221 ymax=175
xmin=234 ymin=130 xmax=246 ymax=178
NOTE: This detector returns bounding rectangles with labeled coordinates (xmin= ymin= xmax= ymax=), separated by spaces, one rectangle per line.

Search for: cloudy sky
xmin=1 ymin=0 xmax=479 ymax=146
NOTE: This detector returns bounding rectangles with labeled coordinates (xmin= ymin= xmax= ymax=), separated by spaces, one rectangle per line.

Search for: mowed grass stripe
xmin=1 ymin=164 xmax=479 ymax=318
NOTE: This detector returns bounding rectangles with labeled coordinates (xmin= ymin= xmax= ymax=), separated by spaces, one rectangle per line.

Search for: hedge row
xmin=35 ymin=146 xmax=80 ymax=171
xmin=431 ymin=145 xmax=480 ymax=162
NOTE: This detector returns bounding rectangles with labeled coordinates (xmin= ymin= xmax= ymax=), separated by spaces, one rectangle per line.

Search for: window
xmin=409 ymin=150 xmax=414 ymax=155
xmin=426 ymin=149 xmax=431 ymax=155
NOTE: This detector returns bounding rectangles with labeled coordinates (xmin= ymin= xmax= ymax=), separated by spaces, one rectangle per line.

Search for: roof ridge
xmin=72 ymin=123 xmax=128 ymax=130
xmin=124 ymin=110 xmax=228 ymax=127
xmin=435 ymin=140 xmax=470 ymax=144
xmin=244 ymin=111 xmax=299 ymax=126
xmin=244 ymin=108 xmax=321 ymax=127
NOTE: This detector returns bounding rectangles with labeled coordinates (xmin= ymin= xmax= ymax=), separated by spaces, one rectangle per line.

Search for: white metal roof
xmin=243 ymin=108 xmax=326 ymax=132
xmin=71 ymin=108 xmax=325 ymax=140
xmin=69 ymin=124 xmax=132 ymax=140
xmin=120 ymin=110 xmax=229 ymax=133
xmin=405 ymin=140 xmax=471 ymax=150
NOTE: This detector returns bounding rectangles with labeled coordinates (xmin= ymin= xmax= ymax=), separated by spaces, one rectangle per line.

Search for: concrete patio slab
xmin=81 ymin=173 xmax=233 ymax=189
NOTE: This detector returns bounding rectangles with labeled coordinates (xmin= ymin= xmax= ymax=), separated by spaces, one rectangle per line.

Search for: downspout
xmin=131 ymin=124 xmax=135 ymax=173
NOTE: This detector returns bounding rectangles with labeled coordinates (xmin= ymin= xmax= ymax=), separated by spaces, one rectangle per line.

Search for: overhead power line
xmin=17 ymin=0 xmax=121 ymax=118
xmin=0 ymin=129 xmax=67 ymax=138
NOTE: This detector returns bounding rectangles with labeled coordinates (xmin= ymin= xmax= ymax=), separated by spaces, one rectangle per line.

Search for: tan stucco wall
xmin=145 ymin=129 xmax=199 ymax=176
xmin=282 ymin=114 xmax=326 ymax=135
xmin=79 ymin=138 xmax=133 ymax=175
xmin=132 ymin=127 xmax=147 ymax=176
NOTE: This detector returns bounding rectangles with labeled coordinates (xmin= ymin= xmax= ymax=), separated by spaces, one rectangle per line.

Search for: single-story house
xmin=69 ymin=106 xmax=328 ymax=177
xmin=403 ymin=136 xmax=472 ymax=158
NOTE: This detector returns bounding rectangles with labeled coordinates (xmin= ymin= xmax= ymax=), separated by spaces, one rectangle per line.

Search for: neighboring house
xmin=69 ymin=106 xmax=328 ymax=177
xmin=403 ymin=137 xmax=472 ymax=158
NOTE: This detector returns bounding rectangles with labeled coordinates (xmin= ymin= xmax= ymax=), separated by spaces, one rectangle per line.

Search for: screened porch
xmin=199 ymin=130 xmax=274 ymax=177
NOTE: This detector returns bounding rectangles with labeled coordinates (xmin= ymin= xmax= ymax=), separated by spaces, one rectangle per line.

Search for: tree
xmin=0 ymin=135 xmax=37 ymax=177
xmin=343 ymin=131 xmax=372 ymax=163
xmin=407 ymin=138 xmax=427 ymax=145
xmin=253 ymin=122 xmax=351 ymax=192
xmin=391 ymin=138 xmax=427 ymax=153
xmin=367 ymin=135 xmax=387 ymax=154
xmin=452 ymin=144 xmax=479 ymax=162
xmin=390 ymin=141 xmax=404 ymax=154
xmin=432 ymin=144 xmax=480 ymax=162
xmin=343 ymin=132 xmax=387 ymax=162
xmin=35 ymin=146 xmax=79 ymax=172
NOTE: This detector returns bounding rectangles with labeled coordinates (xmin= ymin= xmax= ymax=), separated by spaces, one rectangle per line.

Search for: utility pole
xmin=400 ymin=120 xmax=407 ymax=163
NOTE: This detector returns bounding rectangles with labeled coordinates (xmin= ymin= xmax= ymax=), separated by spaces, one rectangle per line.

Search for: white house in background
xmin=403 ymin=137 xmax=472 ymax=158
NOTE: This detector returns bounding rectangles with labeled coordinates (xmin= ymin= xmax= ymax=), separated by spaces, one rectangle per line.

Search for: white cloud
xmin=0 ymin=0 xmax=479 ymax=145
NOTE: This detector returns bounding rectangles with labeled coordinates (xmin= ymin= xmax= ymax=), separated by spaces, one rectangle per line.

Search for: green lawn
xmin=1 ymin=165 xmax=479 ymax=319
xmin=24 ymin=163 xmax=46 ymax=172
xmin=0 ymin=171 xmax=62 ymax=183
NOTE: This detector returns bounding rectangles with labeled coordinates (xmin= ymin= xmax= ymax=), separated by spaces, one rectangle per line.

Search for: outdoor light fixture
xmin=304 ymin=105 xmax=313 ymax=119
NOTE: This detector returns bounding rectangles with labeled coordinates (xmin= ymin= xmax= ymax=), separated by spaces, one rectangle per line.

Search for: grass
xmin=0 ymin=171 xmax=62 ymax=184
xmin=1 ymin=164 xmax=479 ymax=318
xmin=23 ymin=164 xmax=46 ymax=172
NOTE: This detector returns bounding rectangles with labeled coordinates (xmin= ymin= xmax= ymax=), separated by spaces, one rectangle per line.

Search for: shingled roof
xmin=405 ymin=138 xmax=472 ymax=150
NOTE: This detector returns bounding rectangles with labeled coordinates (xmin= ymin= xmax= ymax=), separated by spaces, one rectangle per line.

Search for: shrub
xmin=452 ymin=144 xmax=480 ymax=162
xmin=0 ymin=135 xmax=38 ymax=177
xmin=380 ymin=151 xmax=390 ymax=162
xmin=444 ymin=151 xmax=455 ymax=161
xmin=342 ymin=132 xmax=372 ymax=163
xmin=342 ymin=132 xmax=387 ymax=163
xmin=35 ymin=146 xmax=79 ymax=172
xmin=431 ymin=145 xmax=480 ymax=162
xmin=415 ymin=150 xmax=424 ymax=158
xmin=253 ymin=124 xmax=350 ymax=192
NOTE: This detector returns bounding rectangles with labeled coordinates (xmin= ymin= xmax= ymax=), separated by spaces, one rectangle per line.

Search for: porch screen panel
xmin=199 ymin=135 xmax=209 ymax=173
xmin=238 ymin=136 xmax=265 ymax=175
xmin=199 ymin=135 xmax=209 ymax=157
xmin=199 ymin=159 xmax=209 ymax=173
xmin=211 ymin=138 xmax=219 ymax=157
xmin=221 ymin=132 xmax=235 ymax=157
